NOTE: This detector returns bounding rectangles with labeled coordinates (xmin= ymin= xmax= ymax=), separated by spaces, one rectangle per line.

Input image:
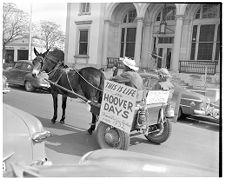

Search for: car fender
xmin=24 ymin=73 xmax=39 ymax=87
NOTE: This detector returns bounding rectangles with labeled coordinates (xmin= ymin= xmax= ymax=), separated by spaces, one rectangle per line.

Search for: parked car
xmin=3 ymin=60 xmax=50 ymax=92
xmin=139 ymin=72 xmax=219 ymax=124
xmin=3 ymin=104 xmax=52 ymax=176
xmin=9 ymin=149 xmax=217 ymax=177
xmin=2 ymin=75 xmax=10 ymax=94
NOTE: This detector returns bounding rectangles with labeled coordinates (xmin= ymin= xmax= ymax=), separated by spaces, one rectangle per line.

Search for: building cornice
xmin=74 ymin=20 xmax=93 ymax=25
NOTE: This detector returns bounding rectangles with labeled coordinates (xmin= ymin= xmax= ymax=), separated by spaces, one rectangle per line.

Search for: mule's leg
xmin=51 ymin=93 xmax=58 ymax=124
xmin=88 ymin=113 xmax=97 ymax=135
xmin=60 ymin=95 xmax=67 ymax=124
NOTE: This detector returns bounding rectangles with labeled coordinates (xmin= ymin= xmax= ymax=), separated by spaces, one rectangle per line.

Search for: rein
xmin=73 ymin=68 xmax=103 ymax=92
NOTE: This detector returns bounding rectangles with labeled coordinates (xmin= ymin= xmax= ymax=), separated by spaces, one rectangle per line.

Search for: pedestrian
xmin=111 ymin=57 xmax=143 ymax=90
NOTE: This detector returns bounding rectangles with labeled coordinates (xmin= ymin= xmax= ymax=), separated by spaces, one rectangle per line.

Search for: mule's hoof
xmin=60 ymin=120 xmax=65 ymax=124
xmin=87 ymin=129 xmax=93 ymax=135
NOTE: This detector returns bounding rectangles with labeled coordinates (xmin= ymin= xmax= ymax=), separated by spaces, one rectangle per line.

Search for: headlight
xmin=199 ymin=102 xmax=206 ymax=111
xmin=190 ymin=101 xmax=195 ymax=107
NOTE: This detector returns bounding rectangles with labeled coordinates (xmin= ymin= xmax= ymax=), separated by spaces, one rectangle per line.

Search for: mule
xmin=32 ymin=48 xmax=105 ymax=135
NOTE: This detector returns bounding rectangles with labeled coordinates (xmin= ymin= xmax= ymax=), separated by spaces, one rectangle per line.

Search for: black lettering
xmin=104 ymin=103 xmax=109 ymax=110
xmin=113 ymin=97 xmax=118 ymax=105
xmin=103 ymin=93 xmax=109 ymax=102
xmin=109 ymin=105 xmax=115 ymax=114
xmin=127 ymin=102 xmax=133 ymax=112
xmin=123 ymin=100 xmax=127 ymax=109
xmin=109 ymin=95 xmax=113 ymax=103
xmin=118 ymin=98 xmax=124 ymax=107
xmin=115 ymin=107 xmax=122 ymax=116
xmin=122 ymin=111 xmax=129 ymax=119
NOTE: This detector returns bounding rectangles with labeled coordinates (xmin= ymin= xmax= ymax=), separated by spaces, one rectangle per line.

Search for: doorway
xmin=156 ymin=46 xmax=172 ymax=69
xmin=155 ymin=36 xmax=173 ymax=69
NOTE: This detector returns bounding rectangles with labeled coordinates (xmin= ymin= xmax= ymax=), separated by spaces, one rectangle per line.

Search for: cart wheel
xmin=145 ymin=118 xmax=172 ymax=144
xmin=96 ymin=122 xmax=130 ymax=150
xmin=25 ymin=81 xmax=34 ymax=92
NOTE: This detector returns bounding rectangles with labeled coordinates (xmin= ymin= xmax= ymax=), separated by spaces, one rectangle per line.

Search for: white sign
xmin=146 ymin=91 xmax=170 ymax=104
xmin=99 ymin=80 xmax=137 ymax=134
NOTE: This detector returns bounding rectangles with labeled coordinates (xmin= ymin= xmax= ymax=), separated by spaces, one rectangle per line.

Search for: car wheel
xmin=25 ymin=81 xmax=34 ymax=92
xmin=178 ymin=107 xmax=187 ymax=120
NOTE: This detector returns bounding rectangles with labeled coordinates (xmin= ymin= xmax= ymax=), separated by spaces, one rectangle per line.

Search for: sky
xmin=10 ymin=0 xmax=67 ymax=32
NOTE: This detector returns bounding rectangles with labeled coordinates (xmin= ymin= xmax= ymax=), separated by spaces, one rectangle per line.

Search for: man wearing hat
xmin=111 ymin=57 xmax=143 ymax=90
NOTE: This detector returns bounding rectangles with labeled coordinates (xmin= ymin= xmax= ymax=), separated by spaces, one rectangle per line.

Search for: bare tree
xmin=38 ymin=21 xmax=65 ymax=50
xmin=3 ymin=3 xmax=29 ymax=59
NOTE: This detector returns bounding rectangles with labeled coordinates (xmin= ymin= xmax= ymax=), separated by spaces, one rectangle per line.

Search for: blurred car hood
xmin=3 ymin=104 xmax=45 ymax=135
xmin=10 ymin=149 xmax=218 ymax=177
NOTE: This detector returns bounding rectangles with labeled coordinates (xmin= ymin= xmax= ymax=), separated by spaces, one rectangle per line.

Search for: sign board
xmin=99 ymin=80 xmax=137 ymax=134
xmin=146 ymin=91 xmax=170 ymax=104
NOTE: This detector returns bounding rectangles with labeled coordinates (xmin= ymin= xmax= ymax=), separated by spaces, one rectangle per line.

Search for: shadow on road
xmin=178 ymin=118 xmax=219 ymax=132
xmin=9 ymin=86 xmax=50 ymax=94
xmin=36 ymin=116 xmax=99 ymax=157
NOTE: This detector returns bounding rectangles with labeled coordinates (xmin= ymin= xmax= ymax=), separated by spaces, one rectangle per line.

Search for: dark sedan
xmin=3 ymin=60 xmax=50 ymax=92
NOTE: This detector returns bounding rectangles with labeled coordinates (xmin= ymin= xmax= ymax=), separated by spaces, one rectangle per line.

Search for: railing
xmin=179 ymin=60 xmax=218 ymax=75
xmin=107 ymin=57 xmax=124 ymax=69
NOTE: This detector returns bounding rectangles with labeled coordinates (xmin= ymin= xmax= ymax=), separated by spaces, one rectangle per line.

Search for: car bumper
xmin=39 ymin=83 xmax=50 ymax=88
xmin=193 ymin=109 xmax=205 ymax=115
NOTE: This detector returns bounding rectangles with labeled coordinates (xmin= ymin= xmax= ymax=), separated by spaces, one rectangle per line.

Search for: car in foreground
xmin=9 ymin=149 xmax=218 ymax=177
xmin=3 ymin=104 xmax=52 ymax=176
xmin=3 ymin=60 xmax=50 ymax=92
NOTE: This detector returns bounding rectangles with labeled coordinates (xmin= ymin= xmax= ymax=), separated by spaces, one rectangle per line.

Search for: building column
xmin=171 ymin=15 xmax=184 ymax=72
xmin=134 ymin=17 xmax=143 ymax=66
xmin=141 ymin=22 xmax=152 ymax=68
xmin=14 ymin=48 xmax=18 ymax=62
xmin=102 ymin=19 xmax=110 ymax=66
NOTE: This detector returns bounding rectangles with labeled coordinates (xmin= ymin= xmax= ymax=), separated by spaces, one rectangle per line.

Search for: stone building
xmin=65 ymin=3 xmax=221 ymax=74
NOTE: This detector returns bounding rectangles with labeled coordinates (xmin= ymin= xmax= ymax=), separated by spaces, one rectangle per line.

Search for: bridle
xmin=35 ymin=53 xmax=103 ymax=92
xmin=36 ymin=53 xmax=63 ymax=78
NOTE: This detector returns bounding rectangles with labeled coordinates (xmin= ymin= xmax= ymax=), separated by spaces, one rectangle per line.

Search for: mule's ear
xmin=43 ymin=49 xmax=50 ymax=57
xmin=34 ymin=48 xmax=39 ymax=56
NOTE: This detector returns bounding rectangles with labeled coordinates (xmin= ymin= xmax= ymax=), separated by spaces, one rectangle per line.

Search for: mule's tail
xmin=97 ymin=71 xmax=106 ymax=103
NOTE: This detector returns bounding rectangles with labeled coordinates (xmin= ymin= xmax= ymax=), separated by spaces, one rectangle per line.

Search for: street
xmin=3 ymin=87 xmax=219 ymax=174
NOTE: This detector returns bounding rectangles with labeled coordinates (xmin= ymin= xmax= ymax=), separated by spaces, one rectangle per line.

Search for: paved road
xmin=3 ymin=87 xmax=220 ymax=175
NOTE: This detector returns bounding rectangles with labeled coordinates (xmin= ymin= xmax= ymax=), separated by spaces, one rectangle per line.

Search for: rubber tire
xmin=96 ymin=122 xmax=130 ymax=150
xmin=145 ymin=118 xmax=172 ymax=144
xmin=25 ymin=81 xmax=34 ymax=92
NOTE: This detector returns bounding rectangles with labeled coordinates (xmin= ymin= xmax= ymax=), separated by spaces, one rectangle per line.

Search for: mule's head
xmin=32 ymin=48 xmax=50 ymax=77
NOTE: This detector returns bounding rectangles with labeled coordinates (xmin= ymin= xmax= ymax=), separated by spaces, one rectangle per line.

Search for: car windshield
xmin=14 ymin=62 xmax=23 ymax=69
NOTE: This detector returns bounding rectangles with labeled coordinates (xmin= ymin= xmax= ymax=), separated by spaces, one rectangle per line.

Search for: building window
xmin=190 ymin=24 xmax=219 ymax=61
xmin=79 ymin=30 xmax=88 ymax=55
xmin=120 ymin=9 xmax=137 ymax=58
xmin=190 ymin=4 xmax=220 ymax=61
xmin=120 ymin=28 xmax=136 ymax=58
xmin=195 ymin=4 xmax=219 ymax=19
xmin=123 ymin=9 xmax=137 ymax=23
xmin=156 ymin=6 xmax=176 ymax=21
xmin=80 ymin=3 xmax=90 ymax=15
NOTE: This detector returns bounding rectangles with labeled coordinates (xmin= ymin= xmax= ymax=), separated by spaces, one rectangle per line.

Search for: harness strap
xmin=73 ymin=68 xmax=103 ymax=92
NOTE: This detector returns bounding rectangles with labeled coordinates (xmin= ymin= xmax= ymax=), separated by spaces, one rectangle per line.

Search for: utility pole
xmin=28 ymin=3 xmax=32 ymax=60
